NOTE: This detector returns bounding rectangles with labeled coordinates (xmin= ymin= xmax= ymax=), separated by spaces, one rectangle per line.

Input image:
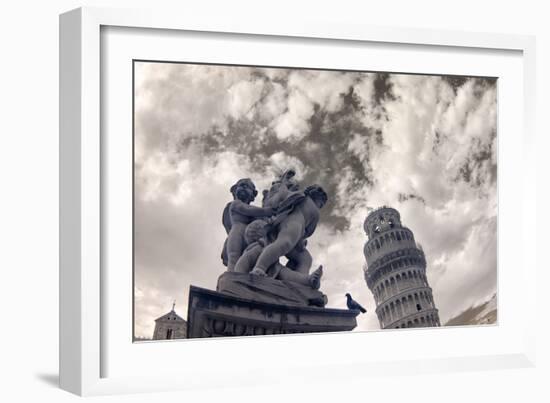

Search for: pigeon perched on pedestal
xmin=345 ymin=293 xmax=367 ymax=313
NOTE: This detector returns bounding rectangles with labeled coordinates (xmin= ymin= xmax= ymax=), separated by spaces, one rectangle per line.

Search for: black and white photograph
xmin=2 ymin=0 xmax=546 ymax=401
xmin=133 ymin=61 xmax=497 ymax=341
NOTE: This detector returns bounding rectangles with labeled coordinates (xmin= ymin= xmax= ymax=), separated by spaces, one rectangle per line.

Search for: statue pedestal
xmin=186 ymin=280 xmax=359 ymax=338
xmin=216 ymin=271 xmax=328 ymax=307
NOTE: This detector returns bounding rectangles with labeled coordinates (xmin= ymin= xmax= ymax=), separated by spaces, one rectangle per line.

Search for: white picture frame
xmin=60 ymin=6 xmax=537 ymax=396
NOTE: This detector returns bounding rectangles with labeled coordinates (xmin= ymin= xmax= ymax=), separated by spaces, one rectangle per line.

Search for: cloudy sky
xmin=133 ymin=61 xmax=497 ymax=339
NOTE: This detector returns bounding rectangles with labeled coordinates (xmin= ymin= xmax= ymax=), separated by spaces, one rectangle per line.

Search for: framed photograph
xmin=60 ymin=7 xmax=536 ymax=396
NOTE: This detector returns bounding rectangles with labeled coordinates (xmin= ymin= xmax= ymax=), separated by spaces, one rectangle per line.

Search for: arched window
xmin=396 ymin=232 xmax=401 ymax=241
xmin=390 ymin=232 xmax=396 ymax=241
xmin=416 ymin=303 xmax=422 ymax=311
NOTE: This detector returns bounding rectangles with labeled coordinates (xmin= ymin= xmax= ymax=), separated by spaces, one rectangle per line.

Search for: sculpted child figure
xmin=251 ymin=184 xmax=328 ymax=278
xmin=233 ymin=220 xmax=271 ymax=275
xmin=234 ymin=219 xmax=323 ymax=290
xmin=225 ymin=178 xmax=275 ymax=271
xmin=261 ymin=169 xmax=314 ymax=274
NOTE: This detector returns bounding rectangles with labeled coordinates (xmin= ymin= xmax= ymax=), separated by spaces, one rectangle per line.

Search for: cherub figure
xmin=259 ymin=169 xmax=314 ymax=274
xmin=234 ymin=219 xmax=271 ymax=275
xmin=224 ymin=178 xmax=275 ymax=271
xmin=251 ymin=184 xmax=328 ymax=278
xmin=234 ymin=219 xmax=323 ymax=289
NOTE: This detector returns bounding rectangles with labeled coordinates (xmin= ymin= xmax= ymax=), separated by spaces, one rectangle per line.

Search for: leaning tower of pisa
xmin=363 ymin=207 xmax=440 ymax=329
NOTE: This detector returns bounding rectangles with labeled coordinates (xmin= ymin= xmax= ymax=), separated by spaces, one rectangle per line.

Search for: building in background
xmin=363 ymin=207 xmax=440 ymax=329
xmin=152 ymin=302 xmax=187 ymax=340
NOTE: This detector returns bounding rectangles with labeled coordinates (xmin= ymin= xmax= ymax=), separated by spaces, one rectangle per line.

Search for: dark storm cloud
xmin=186 ymin=85 xmax=376 ymax=231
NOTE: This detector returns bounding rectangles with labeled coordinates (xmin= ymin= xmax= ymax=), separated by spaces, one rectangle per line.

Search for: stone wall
xmin=153 ymin=319 xmax=187 ymax=340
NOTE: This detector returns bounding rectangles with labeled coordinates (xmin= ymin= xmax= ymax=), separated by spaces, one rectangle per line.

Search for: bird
xmin=345 ymin=293 xmax=367 ymax=313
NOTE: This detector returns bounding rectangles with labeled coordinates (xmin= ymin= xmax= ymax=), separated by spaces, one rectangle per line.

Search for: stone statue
xmin=223 ymin=178 xmax=275 ymax=271
xmin=258 ymin=169 xmax=317 ymax=275
xmin=189 ymin=170 xmax=359 ymax=336
xmin=234 ymin=219 xmax=323 ymax=289
xmin=218 ymin=170 xmax=328 ymax=306
xmin=250 ymin=183 xmax=327 ymax=277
